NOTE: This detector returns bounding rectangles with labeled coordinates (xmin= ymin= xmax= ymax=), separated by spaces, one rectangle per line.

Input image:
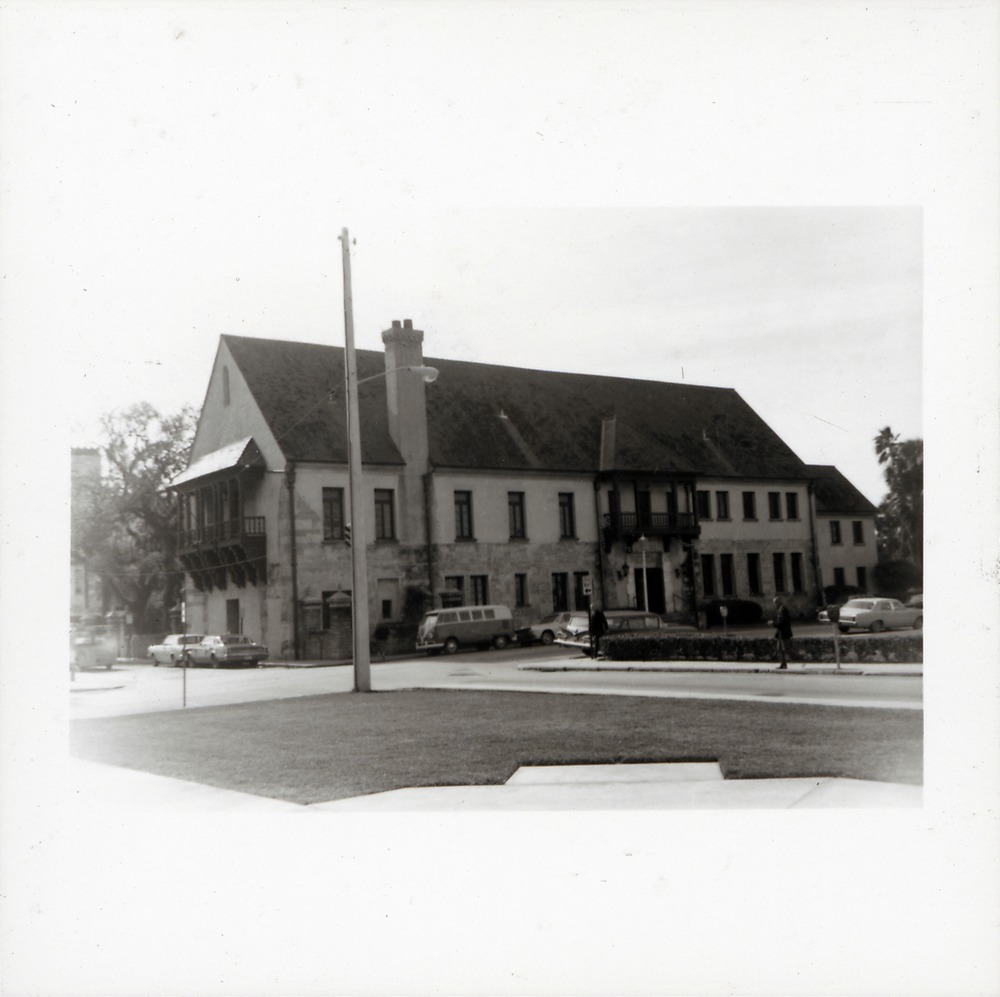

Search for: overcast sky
xmin=2 ymin=3 xmax=939 ymax=505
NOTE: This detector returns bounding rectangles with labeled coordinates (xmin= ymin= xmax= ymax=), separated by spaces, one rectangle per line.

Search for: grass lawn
xmin=70 ymin=689 xmax=923 ymax=804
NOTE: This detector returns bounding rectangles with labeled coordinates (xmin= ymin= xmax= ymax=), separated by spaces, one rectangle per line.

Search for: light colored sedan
xmin=186 ymin=634 xmax=269 ymax=668
xmin=148 ymin=633 xmax=205 ymax=666
xmin=515 ymin=612 xmax=576 ymax=645
xmin=834 ymin=598 xmax=923 ymax=634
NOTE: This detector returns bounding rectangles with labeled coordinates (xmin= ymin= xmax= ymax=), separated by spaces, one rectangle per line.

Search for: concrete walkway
xmin=68 ymin=756 xmax=922 ymax=812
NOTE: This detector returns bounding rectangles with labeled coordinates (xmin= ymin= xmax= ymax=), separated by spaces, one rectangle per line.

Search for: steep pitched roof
xmin=222 ymin=334 xmax=809 ymax=478
xmin=807 ymin=464 xmax=879 ymax=515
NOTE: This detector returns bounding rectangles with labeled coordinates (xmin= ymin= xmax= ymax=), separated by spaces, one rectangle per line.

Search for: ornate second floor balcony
xmin=178 ymin=516 xmax=267 ymax=590
xmin=179 ymin=516 xmax=266 ymax=551
xmin=603 ymin=511 xmax=699 ymax=545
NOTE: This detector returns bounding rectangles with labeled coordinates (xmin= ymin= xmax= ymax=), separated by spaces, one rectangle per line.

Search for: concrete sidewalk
xmin=68 ymin=756 xmax=922 ymax=812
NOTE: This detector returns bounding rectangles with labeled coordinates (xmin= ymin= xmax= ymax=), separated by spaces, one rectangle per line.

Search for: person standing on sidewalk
xmin=773 ymin=596 xmax=793 ymax=669
xmin=590 ymin=606 xmax=609 ymax=658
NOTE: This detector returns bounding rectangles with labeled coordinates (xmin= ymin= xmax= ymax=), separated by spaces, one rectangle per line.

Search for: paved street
xmin=70 ymin=642 xmax=922 ymax=718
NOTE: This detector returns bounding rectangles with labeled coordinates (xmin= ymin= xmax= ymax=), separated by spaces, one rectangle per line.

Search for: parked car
xmin=831 ymin=598 xmax=923 ymax=634
xmin=515 ymin=612 xmax=577 ymax=646
xmin=554 ymin=609 xmax=670 ymax=655
xmin=186 ymin=634 xmax=269 ymax=667
xmin=148 ymin=633 xmax=205 ymax=666
xmin=416 ymin=605 xmax=514 ymax=654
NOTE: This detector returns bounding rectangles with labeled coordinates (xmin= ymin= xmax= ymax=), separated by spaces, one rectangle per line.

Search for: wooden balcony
xmin=179 ymin=516 xmax=267 ymax=590
xmin=602 ymin=511 xmax=699 ymax=548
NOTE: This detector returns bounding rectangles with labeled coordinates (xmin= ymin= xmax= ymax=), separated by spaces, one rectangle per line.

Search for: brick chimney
xmin=381 ymin=319 xmax=430 ymax=472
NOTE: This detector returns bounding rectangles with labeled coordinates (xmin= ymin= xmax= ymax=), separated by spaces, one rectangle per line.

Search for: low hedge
xmin=602 ymin=632 xmax=923 ymax=664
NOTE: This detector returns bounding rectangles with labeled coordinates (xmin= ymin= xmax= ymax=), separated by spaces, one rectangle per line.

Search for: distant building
xmin=808 ymin=464 xmax=880 ymax=598
xmin=70 ymin=447 xmax=106 ymax=621
xmin=170 ymin=323 xmax=876 ymax=659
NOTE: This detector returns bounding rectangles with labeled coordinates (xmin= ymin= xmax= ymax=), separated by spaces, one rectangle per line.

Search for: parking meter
xmin=827 ymin=605 xmax=842 ymax=669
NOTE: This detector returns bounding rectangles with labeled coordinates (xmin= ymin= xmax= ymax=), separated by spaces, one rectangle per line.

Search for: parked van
xmin=416 ymin=604 xmax=514 ymax=654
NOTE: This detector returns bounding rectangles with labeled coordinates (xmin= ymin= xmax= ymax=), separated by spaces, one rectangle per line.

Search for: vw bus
xmin=416 ymin=604 xmax=514 ymax=654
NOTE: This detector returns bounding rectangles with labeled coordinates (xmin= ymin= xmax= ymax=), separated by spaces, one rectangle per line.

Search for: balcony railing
xmin=180 ymin=516 xmax=266 ymax=549
xmin=603 ymin=511 xmax=698 ymax=536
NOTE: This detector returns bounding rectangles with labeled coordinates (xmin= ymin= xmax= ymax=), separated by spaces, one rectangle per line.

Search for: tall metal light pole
xmin=340 ymin=228 xmax=371 ymax=692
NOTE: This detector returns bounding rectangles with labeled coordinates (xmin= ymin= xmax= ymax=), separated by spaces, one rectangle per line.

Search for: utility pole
xmin=340 ymin=229 xmax=372 ymax=692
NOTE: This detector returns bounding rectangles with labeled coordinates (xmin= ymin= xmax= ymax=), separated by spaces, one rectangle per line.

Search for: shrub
xmin=603 ymin=632 xmax=922 ymax=664
xmin=823 ymin=584 xmax=861 ymax=605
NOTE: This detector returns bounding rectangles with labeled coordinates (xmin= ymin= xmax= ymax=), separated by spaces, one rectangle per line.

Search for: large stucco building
xmin=171 ymin=322 xmax=879 ymax=659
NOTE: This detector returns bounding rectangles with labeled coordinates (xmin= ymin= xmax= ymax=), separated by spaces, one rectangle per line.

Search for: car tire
xmin=913 ymin=616 xmax=923 ymax=630
xmin=838 ymin=625 xmax=851 ymax=634
xmin=869 ymin=620 xmax=885 ymax=634
xmin=493 ymin=634 xmax=509 ymax=650
xmin=541 ymin=631 xmax=554 ymax=646
xmin=443 ymin=637 xmax=459 ymax=655
xmin=210 ymin=653 xmax=219 ymax=668
xmin=152 ymin=654 xmax=159 ymax=666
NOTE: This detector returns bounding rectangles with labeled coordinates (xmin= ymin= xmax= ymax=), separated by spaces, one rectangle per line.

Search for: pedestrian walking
xmin=773 ymin=596 xmax=793 ymax=668
xmin=590 ymin=606 xmax=609 ymax=657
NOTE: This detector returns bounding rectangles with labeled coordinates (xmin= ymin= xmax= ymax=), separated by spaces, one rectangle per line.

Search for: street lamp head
xmin=415 ymin=366 xmax=439 ymax=384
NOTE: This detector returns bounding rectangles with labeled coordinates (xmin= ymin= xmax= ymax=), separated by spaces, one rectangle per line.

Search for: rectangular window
xmin=720 ymin=553 xmax=735 ymax=596
xmin=701 ymin=554 xmax=716 ymax=597
xmin=552 ymin=572 xmax=569 ymax=612
xmin=558 ymin=493 xmax=576 ymax=539
xmin=747 ymin=553 xmax=761 ymax=595
xmin=833 ymin=566 xmax=846 ymax=587
xmin=376 ymin=578 xmax=400 ymax=621
xmin=791 ymin=552 xmax=804 ymax=593
xmin=857 ymin=566 xmax=867 ymax=591
xmin=443 ymin=576 xmax=464 ymax=606
xmin=742 ymin=491 xmax=756 ymax=520
xmin=773 ymin=552 xmax=786 ymax=593
xmin=514 ymin=573 xmax=528 ymax=607
xmin=786 ymin=492 xmax=799 ymax=520
xmin=374 ymin=489 xmax=395 ymax=540
xmin=852 ymin=520 xmax=864 ymax=544
xmin=508 ymin=492 xmax=526 ymax=539
xmin=768 ymin=492 xmax=782 ymax=520
xmin=573 ymin=571 xmax=590 ymax=610
xmin=830 ymin=520 xmax=842 ymax=545
xmin=696 ymin=490 xmax=711 ymax=519
xmin=454 ymin=490 xmax=474 ymax=540
xmin=715 ymin=490 xmax=730 ymax=520
xmin=322 ymin=487 xmax=345 ymax=541
xmin=470 ymin=575 xmax=489 ymax=605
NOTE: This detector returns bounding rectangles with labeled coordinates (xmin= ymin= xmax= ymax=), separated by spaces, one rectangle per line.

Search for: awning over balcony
xmin=171 ymin=437 xmax=262 ymax=488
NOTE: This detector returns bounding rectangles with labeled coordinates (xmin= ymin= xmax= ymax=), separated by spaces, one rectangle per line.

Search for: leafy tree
xmin=874 ymin=426 xmax=923 ymax=570
xmin=72 ymin=403 xmax=197 ymax=631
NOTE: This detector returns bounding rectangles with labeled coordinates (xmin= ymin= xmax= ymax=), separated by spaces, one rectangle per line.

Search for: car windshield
xmin=843 ymin=600 xmax=875 ymax=610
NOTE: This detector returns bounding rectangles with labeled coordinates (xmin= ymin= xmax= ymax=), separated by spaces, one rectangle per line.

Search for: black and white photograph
xmin=2 ymin=2 xmax=998 ymax=995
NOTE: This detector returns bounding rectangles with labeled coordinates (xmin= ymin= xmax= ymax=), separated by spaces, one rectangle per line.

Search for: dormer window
xmin=222 ymin=366 xmax=230 ymax=406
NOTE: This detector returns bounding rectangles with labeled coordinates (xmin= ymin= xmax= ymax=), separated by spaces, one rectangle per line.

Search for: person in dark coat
xmin=590 ymin=606 xmax=609 ymax=657
xmin=773 ymin=597 xmax=793 ymax=669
